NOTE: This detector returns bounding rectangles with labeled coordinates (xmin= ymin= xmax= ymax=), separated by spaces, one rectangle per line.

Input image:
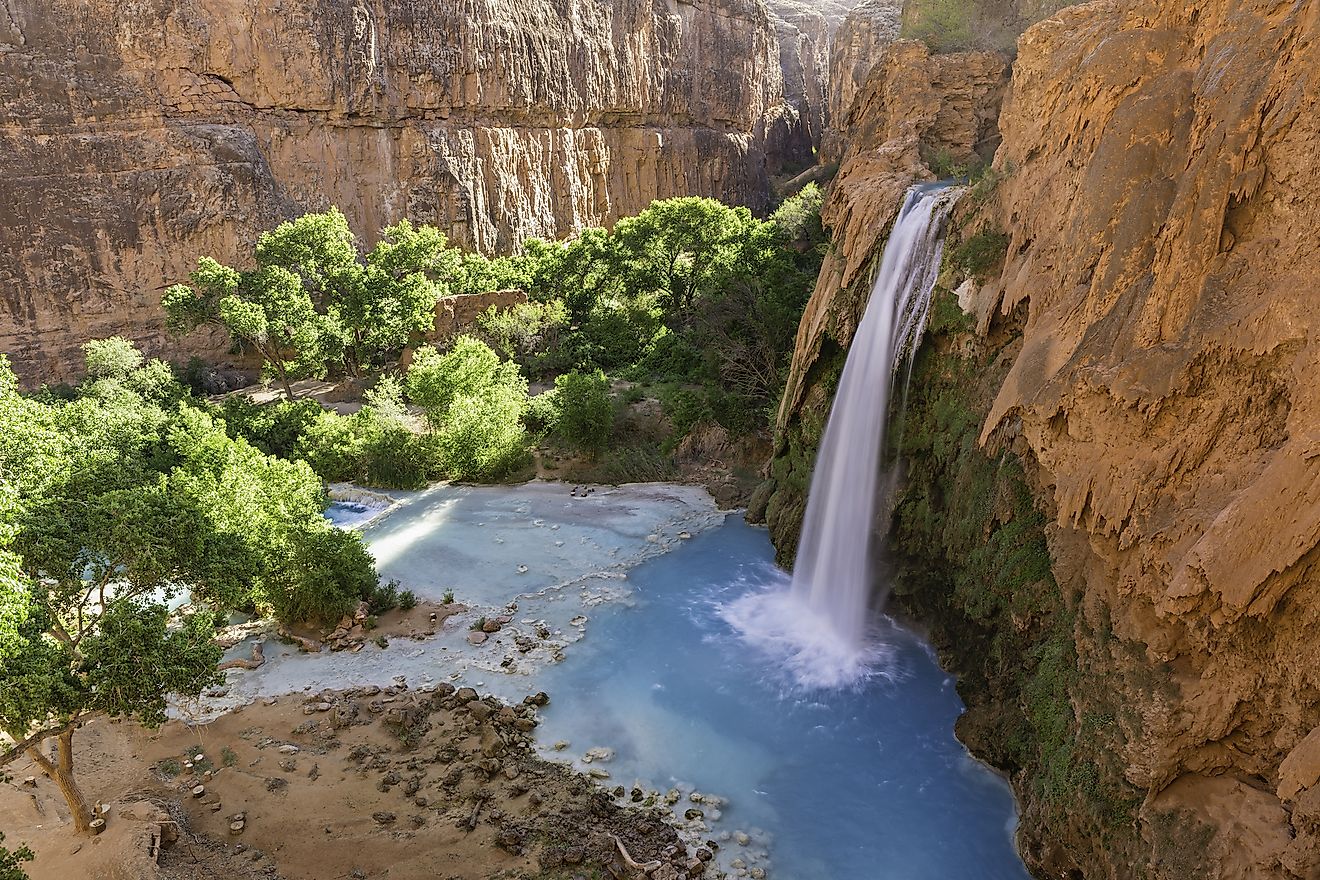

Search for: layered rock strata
xmin=0 ymin=0 xmax=793 ymax=382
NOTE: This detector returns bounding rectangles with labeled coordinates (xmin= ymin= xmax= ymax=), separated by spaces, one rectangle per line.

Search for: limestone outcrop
xmin=0 ymin=0 xmax=794 ymax=383
xmin=820 ymin=0 xmax=903 ymax=164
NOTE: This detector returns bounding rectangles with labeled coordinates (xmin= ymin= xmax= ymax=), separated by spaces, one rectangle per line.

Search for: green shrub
xmin=0 ymin=832 xmax=32 ymax=880
xmin=264 ymin=526 xmax=381 ymax=626
xmin=405 ymin=337 xmax=530 ymax=481
xmin=442 ymin=589 xmax=455 ymax=604
xmin=551 ymin=370 xmax=614 ymax=454
xmin=398 ymin=590 xmax=418 ymax=611
xmin=951 ymin=228 xmax=1011 ymax=283
xmin=659 ymin=387 xmax=713 ymax=445
xmin=294 ymin=407 xmax=436 ymax=489
xmin=218 ymin=396 xmax=323 ymax=458
xmin=434 ymin=382 xmax=529 ymax=480
xmin=524 ymin=391 xmax=560 ymax=435
xmin=474 ymin=299 xmax=570 ymax=374
xmin=405 ymin=337 xmax=513 ymax=428
xmin=83 ymin=336 xmax=144 ymax=380
xmin=367 ymin=579 xmax=401 ymax=615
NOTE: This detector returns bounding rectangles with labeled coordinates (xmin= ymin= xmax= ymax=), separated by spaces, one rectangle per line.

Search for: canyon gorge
xmin=3 ymin=1 xmax=1319 ymax=879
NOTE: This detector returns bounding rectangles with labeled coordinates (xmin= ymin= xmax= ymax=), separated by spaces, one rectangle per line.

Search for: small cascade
xmin=724 ymin=184 xmax=961 ymax=687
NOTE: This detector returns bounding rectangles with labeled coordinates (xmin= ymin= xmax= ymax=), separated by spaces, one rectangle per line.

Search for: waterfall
xmin=723 ymin=184 xmax=961 ymax=688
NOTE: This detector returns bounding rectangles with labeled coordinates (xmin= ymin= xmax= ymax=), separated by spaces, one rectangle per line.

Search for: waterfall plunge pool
xmin=525 ymin=513 xmax=1031 ymax=880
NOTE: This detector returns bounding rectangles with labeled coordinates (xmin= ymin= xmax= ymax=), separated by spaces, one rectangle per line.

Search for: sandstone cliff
xmin=0 ymin=0 xmax=794 ymax=383
xmin=763 ymin=1 xmax=1320 ymax=878
xmin=820 ymin=0 xmax=902 ymax=165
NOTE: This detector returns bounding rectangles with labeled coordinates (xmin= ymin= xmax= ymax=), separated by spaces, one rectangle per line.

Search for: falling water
xmin=724 ymin=184 xmax=961 ymax=687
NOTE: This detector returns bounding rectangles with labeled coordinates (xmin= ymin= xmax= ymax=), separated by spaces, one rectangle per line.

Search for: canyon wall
xmin=0 ymin=0 xmax=795 ymax=384
xmin=763 ymin=1 xmax=1320 ymax=878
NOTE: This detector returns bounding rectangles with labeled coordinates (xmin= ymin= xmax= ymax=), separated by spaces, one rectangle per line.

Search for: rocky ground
xmin=1 ymin=685 xmax=720 ymax=880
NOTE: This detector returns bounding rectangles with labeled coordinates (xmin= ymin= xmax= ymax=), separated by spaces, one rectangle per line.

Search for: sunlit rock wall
xmin=0 ymin=0 xmax=793 ymax=383
xmin=767 ymin=1 xmax=1320 ymax=877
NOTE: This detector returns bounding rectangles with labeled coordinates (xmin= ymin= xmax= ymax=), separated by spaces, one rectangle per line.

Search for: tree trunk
xmin=268 ymin=351 xmax=295 ymax=401
xmin=28 ymin=729 xmax=94 ymax=833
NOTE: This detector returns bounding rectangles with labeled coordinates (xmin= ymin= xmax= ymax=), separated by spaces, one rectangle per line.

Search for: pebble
xmin=734 ymin=831 xmax=750 ymax=846
xmin=278 ymin=745 xmax=300 ymax=755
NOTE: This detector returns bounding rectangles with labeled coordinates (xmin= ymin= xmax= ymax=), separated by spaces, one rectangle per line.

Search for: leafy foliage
xmin=0 ymin=831 xmax=32 ymax=880
xmin=547 ymin=371 xmax=614 ymax=455
xmin=0 ymin=341 xmax=385 ymax=831
xmin=163 ymin=210 xmax=454 ymax=396
xmin=82 ymin=336 xmax=143 ymax=380
xmin=950 ymin=227 xmax=1011 ymax=283
xmin=405 ymin=338 xmax=529 ymax=480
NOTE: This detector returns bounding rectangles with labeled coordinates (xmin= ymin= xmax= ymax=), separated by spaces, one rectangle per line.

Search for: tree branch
xmin=1 ymin=721 xmax=74 ymax=769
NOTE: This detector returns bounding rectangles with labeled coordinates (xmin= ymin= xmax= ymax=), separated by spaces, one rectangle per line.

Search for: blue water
xmin=530 ymin=515 xmax=1030 ymax=880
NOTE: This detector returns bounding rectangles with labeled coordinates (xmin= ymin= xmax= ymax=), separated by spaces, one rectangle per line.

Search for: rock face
xmin=766 ymin=1 xmax=1320 ymax=878
xmin=820 ymin=0 xmax=903 ymax=164
xmin=0 ymin=0 xmax=794 ymax=383
xmin=970 ymin=2 xmax=1320 ymax=877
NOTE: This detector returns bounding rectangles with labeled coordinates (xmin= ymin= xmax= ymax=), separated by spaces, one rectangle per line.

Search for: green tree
xmin=163 ymin=256 xmax=332 ymax=400
xmin=164 ymin=210 xmax=464 ymax=392
xmin=337 ymin=219 xmax=457 ymax=372
xmin=405 ymin=337 xmax=516 ymax=429
xmin=551 ymin=370 xmax=614 ymax=455
xmin=609 ymin=198 xmax=755 ymax=321
xmin=0 ymin=345 xmax=385 ymax=833
xmin=404 ymin=337 xmax=529 ymax=479
xmin=81 ymin=336 xmax=143 ymax=380
xmin=0 ymin=831 xmax=33 ymax=880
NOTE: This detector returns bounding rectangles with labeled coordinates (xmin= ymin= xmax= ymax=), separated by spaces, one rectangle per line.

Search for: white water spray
xmin=724 ymin=184 xmax=961 ymax=688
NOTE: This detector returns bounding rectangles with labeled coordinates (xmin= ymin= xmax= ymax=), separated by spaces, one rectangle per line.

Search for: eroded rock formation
xmin=0 ymin=0 xmax=795 ymax=383
xmin=973 ymin=2 xmax=1320 ymax=876
xmin=765 ymin=1 xmax=1320 ymax=878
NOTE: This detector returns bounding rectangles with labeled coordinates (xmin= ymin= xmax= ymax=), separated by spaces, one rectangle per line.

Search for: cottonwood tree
xmin=164 ymin=210 xmax=455 ymax=393
xmin=163 ymin=255 xmax=333 ymax=400
xmin=609 ymin=198 xmax=754 ymax=322
xmin=0 ymin=362 xmax=224 ymax=831
xmin=0 ymin=344 xmax=382 ymax=833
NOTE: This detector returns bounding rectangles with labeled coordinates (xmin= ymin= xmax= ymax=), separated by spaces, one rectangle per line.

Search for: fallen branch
xmin=464 ymin=793 xmax=487 ymax=832
xmin=611 ymin=833 xmax=662 ymax=875
xmin=217 ymin=641 xmax=265 ymax=671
